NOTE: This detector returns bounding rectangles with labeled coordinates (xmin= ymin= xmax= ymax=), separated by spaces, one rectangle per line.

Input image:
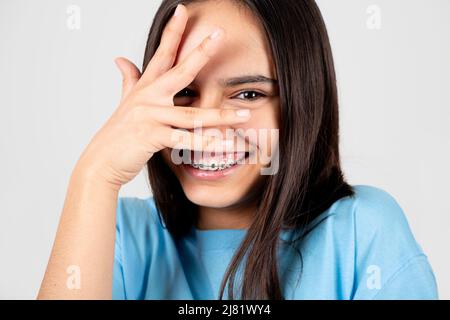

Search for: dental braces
xmin=191 ymin=159 xmax=236 ymax=170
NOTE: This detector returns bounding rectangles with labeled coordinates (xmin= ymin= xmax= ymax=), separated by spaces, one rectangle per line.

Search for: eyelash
xmin=174 ymin=88 xmax=267 ymax=102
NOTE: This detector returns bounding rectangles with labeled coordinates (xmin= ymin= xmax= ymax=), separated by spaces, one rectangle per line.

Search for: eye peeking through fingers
xmin=233 ymin=90 xmax=267 ymax=101
xmin=174 ymin=88 xmax=196 ymax=99
xmin=174 ymin=87 xmax=268 ymax=104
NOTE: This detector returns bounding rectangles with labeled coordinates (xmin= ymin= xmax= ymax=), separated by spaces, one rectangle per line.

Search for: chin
xmin=182 ymin=185 xmax=244 ymax=208
xmin=178 ymin=162 xmax=257 ymax=206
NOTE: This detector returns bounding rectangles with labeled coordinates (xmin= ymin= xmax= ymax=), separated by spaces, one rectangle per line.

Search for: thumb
xmin=114 ymin=57 xmax=141 ymax=102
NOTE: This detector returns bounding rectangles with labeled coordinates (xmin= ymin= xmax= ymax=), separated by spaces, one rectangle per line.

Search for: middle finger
xmin=154 ymin=26 xmax=225 ymax=98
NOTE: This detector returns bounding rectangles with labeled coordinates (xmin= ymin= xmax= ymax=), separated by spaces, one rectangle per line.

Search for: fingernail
xmin=174 ymin=4 xmax=181 ymax=17
xmin=209 ymin=28 xmax=223 ymax=40
xmin=236 ymin=109 xmax=250 ymax=117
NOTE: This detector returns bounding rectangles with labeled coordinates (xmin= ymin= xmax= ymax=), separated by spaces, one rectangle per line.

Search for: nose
xmin=190 ymin=92 xmax=233 ymax=134
xmin=191 ymin=90 xmax=222 ymax=112
xmin=187 ymin=90 xmax=250 ymax=153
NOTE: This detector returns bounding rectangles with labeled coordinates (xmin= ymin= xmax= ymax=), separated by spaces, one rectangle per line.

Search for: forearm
xmin=37 ymin=167 xmax=120 ymax=299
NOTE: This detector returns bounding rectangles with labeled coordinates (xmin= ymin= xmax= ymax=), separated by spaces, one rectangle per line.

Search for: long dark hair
xmin=144 ymin=0 xmax=354 ymax=300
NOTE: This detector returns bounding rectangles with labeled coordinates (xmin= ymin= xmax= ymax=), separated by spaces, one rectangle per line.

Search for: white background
xmin=0 ymin=0 xmax=449 ymax=299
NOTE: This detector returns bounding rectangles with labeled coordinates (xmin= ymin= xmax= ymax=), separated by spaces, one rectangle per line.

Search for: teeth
xmin=191 ymin=159 xmax=238 ymax=171
xmin=191 ymin=160 xmax=235 ymax=171
xmin=189 ymin=153 xmax=249 ymax=171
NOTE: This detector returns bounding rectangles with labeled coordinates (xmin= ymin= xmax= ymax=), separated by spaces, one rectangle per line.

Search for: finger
xmin=115 ymin=57 xmax=141 ymax=102
xmin=133 ymin=105 xmax=251 ymax=128
xmin=158 ymin=127 xmax=235 ymax=152
xmin=141 ymin=4 xmax=188 ymax=83
xmin=153 ymin=27 xmax=225 ymax=97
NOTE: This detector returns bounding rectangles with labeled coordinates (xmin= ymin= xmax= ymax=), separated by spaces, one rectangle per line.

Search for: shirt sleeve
xmin=349 ymin=186 xmax=439 ymax=300
xmin=371 ymin=254 xmax=439 ymax=300
xmin=112 ymin=197 xmax=126 ymax=300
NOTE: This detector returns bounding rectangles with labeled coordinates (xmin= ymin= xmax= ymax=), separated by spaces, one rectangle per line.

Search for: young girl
xmin=38 ymin=0 xmax=438 ymax=300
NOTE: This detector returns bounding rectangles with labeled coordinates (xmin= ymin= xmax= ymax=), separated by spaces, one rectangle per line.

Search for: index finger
xmin=140 ymin=105 xmax=251 ymax=129
xmin=154 ymin=27 xmax=226 ymax=97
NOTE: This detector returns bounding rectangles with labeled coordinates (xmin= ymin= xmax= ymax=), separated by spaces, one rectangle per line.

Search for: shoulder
xmin=115 ymin=196 xmax=165 ymax=241
xmin=324 ymin=185 xmax=437 ymax=299
xmin=329 ymin=184 xmax=425 ymax=257
xmin=329 ymin=185 xmax=420 ymax=247
xmin=351 ymin=184 xmax=408 ymax=224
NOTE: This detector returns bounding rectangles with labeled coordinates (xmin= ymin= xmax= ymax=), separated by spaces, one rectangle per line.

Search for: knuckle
xmin=176 ymin=64 xmax=196 ymax=80
xmin=183 ymin=107 xmax=198 ymax=120
xmin=161 ymin=84 xmax=174 ymax=97
xmin=165 ymin=24 xmax=183 ymax=40
xmin=154 ymin=49 xmax=174 ymax=70
xmin=219 ymin=108 xmax=231 ymax=121
xmin=154 ymin=46 xmax=168 ymax=59
xmin=198 ymin=40 xmax=212 ymax=58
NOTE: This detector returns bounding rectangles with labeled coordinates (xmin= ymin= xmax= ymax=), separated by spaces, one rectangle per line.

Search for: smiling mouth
xmin=188 ymin=151 xmax=251 ymax=171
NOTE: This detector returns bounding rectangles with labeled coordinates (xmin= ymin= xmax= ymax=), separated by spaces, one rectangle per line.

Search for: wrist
xmin=71 ymin=162 xmax=122 ymax=194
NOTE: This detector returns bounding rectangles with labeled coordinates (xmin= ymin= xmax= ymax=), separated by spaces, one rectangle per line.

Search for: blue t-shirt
xmin=112 ymin=185 xmax=438 ymax=299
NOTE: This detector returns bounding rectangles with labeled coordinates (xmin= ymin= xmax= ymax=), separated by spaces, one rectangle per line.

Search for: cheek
xmin=236 ymin=102 xmax=279 ymax=130
xmin=232 ymin=105 xmax=279 ymax=157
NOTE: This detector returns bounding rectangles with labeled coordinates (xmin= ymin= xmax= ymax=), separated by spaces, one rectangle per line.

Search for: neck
xmin=196 ymin=204 xmax=256 ymax=230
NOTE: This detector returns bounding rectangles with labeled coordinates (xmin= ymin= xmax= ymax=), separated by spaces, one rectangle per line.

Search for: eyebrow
xmin=218 ymin=75 xmax=278 ymax=87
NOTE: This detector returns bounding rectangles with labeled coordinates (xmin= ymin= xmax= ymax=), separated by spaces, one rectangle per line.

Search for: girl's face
xmin=161 ymin=1 xmax=280 ymax=209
